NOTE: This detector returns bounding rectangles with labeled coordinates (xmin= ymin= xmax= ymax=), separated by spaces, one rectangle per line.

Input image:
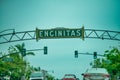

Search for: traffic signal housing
xmin=22 ymin=48 xmax=26 ymax=56
xmin=93 ymin=52 xmax=97 ymax=59
xmin=44 ymin=46 xmax=47 ymax=55
xmin=74 ymin=50 xmax=78 ymax=58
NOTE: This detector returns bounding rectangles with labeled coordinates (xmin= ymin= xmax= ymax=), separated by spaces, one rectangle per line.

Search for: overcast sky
xmin=0 ymin=0 xmax=120 ymax=79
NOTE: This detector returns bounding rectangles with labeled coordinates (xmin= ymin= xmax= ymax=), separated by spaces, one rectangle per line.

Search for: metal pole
xmin=78 ymin=52 xmax=104 ymax=57
xmin=0 ymin=48 xmax=44 ymax=59
xmin=0 ymin=29 xmax=15 ymax=34
xmin=27 ymin=49 xmax=43 ymax=52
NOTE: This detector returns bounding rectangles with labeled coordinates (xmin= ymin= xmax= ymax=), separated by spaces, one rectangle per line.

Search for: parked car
xmin=62 ymin=74 xmax=79 ymax=80
xmin=82 ymin=68 xmax=110 ymax=80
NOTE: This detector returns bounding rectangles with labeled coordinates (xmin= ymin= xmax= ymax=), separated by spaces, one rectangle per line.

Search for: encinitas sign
xmin=36 ymin=27 xmax=84 ymax=41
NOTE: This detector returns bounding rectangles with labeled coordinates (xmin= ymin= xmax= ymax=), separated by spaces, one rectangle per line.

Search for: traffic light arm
xmin=27 ymin=46 xmax=47 ymax=55
xmin=77 ymin=52 xmax=104 ymax=56
xmin=0 ymin=47 xmax=47 ymax=59
xmin=27 ymin=49 xmax=44 ymax=52
xmin=74 ymin=51 xmax=104 ymax=58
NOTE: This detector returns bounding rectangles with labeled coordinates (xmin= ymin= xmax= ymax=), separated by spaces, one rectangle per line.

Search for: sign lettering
xmin=36 ymin=27 xmax=84 ymax=41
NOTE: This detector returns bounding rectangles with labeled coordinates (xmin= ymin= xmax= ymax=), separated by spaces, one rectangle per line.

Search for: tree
xmin=47 ymin=74 xmax=55 ymax=80
xmin=8 ymin=43 xmax=35 ymax=80
xmin=15 ymin=43 xmax=35 ymax=58
xmin=0 ymin=43 xmax=37 ymax=80
xmin=98 ymin=47 xmax=120 ymax=80
xmin=14 ymin=43 xmax=36 ymax=79
xmin=90 ymin=47 xmax=120 ymax=80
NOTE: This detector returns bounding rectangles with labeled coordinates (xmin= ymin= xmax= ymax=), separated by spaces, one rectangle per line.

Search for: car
xmin=29 ymin=70 xmax=48 ymax=80
xmin=82 ymin=68 xmax=110 ymax=80
xmin=62 ymin=74 xmax=79 ymax=80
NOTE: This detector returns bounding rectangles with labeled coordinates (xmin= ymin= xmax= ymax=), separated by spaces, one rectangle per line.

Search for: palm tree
xmin=15 ymin=43 xmax=35 ymax=79
xmin=15 ymin=43 xmax=35 ymax=58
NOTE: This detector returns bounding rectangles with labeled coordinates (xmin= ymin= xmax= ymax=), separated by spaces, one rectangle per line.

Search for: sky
xmin=0 ymin=0 xmax=120 ymax=79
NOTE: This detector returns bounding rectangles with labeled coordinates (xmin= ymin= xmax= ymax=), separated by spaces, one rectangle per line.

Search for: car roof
xmin=64 ymin=74 xmax=76 ymax=76
xmin=85 ymin=68 xmax=109 ymax=74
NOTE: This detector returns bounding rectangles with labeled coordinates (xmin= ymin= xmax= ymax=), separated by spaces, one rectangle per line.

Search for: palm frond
xmin=26 ymin=52 xmax=35 ymax=56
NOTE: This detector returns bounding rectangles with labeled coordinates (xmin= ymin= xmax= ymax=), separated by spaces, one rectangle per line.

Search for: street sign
xmin=36 ymin=26 xmax=84 ymax=41
xmin=2 ymin=57 xmax=13 ymax=62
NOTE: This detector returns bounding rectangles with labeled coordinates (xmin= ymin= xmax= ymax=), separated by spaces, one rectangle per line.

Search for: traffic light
xmin=44 ymin=46 xmax=47 ymax=55
xmin=93 ymin=52 xmax=97 ymax=59
xmin=22 ymin=48 xmax=26 ymax=56
xmin=74 ymin=50 xmax=78 ymax=58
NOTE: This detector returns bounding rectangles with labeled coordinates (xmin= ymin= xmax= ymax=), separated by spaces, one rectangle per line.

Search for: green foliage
xmin=15 ymin=43 xmax=35 ymax=57
xmin=91 ymin=47 xmax=120 ymax=79
xmin=47 ymin=74 xmax=55 ymax=80
xmin=104 ymin=47 xmax=120 ymax=73
xmin=0 ymin=43 xmax=35 ymax=79
xmin=92 ymin=47 xmax=120 ymax=72
xmin=102 ymin=47 xmax=120 ymax=80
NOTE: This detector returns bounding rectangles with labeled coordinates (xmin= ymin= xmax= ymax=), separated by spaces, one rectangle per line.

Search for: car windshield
xmin=30 ymin=72 xmax=43 ymax=77
xmin=64 ymin=74 xmax=75 ymax=78
xmin=64 ymin=76 xmax=75 ymax=78
xmin=86 ymin=68 xmax=108 ymax=74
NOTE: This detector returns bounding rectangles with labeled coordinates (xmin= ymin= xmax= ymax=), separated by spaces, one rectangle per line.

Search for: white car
xmin=82 ymin=68 xmax=110 ymax=80
xmin=29 ymin=71 xmax=48 ymax=80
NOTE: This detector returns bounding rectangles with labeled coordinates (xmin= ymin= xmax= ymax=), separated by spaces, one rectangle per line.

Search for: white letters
xmin=49 ymin=31 xmax=54 ymax=37
xmin=39 ymin=31 xmax=43 ymax=37
xmin=76 ymin=30 xmax=81 ymax=36
xmin=66 ymin=30 xmax=70 ymax=36
xmin=44 ymin=31 xmax=49 ymax=37
xmin=39 ymin=28 xmax=83 ymax=38
xmin=71 ymin=30 xmax=76 ymax=36
xmin=57 ymin=31 xmax=63 ymax=37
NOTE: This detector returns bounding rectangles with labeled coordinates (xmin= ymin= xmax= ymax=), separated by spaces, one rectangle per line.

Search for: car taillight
xmin=103 ymin=74 xmax=110 ymax=78
xmin=84 ymin=74 xmax=91 ymax=77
